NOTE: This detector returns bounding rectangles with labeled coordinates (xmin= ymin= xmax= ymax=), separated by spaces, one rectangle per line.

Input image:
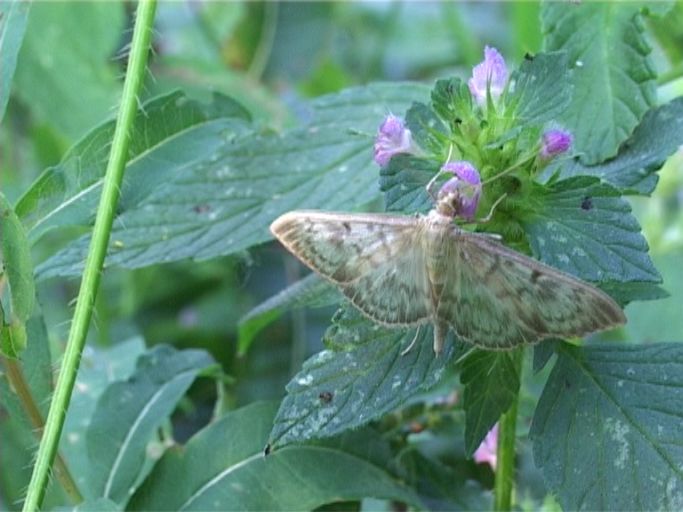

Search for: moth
xmin=270 ymin=188 xmax=625 ymax=354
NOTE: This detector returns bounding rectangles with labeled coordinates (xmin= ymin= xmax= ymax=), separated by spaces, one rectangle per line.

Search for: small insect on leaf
xmin=319 ymin=391 xmax=334 ymax=404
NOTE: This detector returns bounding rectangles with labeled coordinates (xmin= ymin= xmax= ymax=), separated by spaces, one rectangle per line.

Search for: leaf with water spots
xmin=531 ymin=343 xmax=683 ymax=510
xmin=268 ymin=305 xmax=468 ymax=448
xmin=35 ymin=83 xmax=429 ymax=279
xmin=542 ymin=2 xmax=657 ymax=165
xmin=521 ymin=176 xmax=661 ymax=303
xmin=16 ymin=90 xmax=251 ymax=243
xmin=544 ymin=97 xmax=683 ymax=195
xmin=128 ymin=402 xmax=422 ymax=511
xmin=86 ymin=344 xmax=217 ymax=505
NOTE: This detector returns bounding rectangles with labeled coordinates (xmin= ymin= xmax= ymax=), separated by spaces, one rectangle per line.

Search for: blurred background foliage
xmin=1 ymin=1 xmax=682 ymax=509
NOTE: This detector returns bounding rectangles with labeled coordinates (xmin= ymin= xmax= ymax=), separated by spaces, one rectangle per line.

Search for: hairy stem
xmin=21 ymin=2 xmax=157 ymax=509
xmin=494 ymin=348 xmax=522 ymax=511
xmin=2 ymin=358 xmax=82 ymax=503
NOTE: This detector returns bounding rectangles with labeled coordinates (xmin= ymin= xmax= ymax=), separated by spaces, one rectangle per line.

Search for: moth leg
xmin=477 ymin=193 xmax=507 ymax=224
xmin=425 ymin=170 xmax=445 ymax=201
xmin=400 ymin=327 xmax=421 ymax=356
xmin=425 ymin=144 xmax=454 ymax=200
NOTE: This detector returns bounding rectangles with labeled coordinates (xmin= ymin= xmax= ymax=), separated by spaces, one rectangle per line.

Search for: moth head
xmin=436 ymin=161 xmax=482 ymax=220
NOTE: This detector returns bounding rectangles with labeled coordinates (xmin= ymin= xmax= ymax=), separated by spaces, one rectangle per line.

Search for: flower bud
xmin=438 ymin=161 xmax=482 ymax=220
xmin=540 ymin=128 xmax=573 ymax=159
xmin=373 ymin=114 xmax=413 ymax=166
xmin=473 ymin=423 xmax=498 ymax=470
xmin=468 ymin=46 xmax=508 ymax=106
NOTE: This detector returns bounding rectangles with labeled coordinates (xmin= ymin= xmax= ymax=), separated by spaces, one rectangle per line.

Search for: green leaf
xmin=128 ymin=402 xmax=421 ymax=511
xmin=36 ymin=83 xmax=429 ymax=278
xmin=533 ymin=340 xmax=559 ymax=374
xmin=238 ymin=273 xmax=340 ymax=355
xmin=460 ymin=350 xmax=520 ymax=456
xmin=542 ymin=2 xmax=657 ymax=164
xmin=510 ymin=2 xmax=542 ymax=55
xmin=20 ymin=312 xmax=53 ymax=415
xmin=598 ymin=281 xmax=668 ymax=306
xmin=522 ymin=176 xmax=661 ymax=291
xmin=548 ymin=97 xmax=683 ymax=195
xmin=17 ymin=90 xmax=250 ymax=240
xmin=508 ymin=51 xmax=572 ymax=126
xmin=380 ymin=154 xmax=440 ymax=214
xmin=430 ymin=77 xmax=473 ymax=127
xmin=86 ymin=345 xmax=216 ymax=504
xmin=0 ymin=192 xmax=35 ymax=357
xmin=0 ymin=313 xmax=63 ymax=508
xmin=269 ymin=306 xmax=465 ymax=448
xmin=0 ymin=0 xmax=30 ymax=122
xmin=530 ymin=343 xmax=683 ymax=510
xmin=0 ymin=378 xmax=42 ymax=506
xmin=624 ymin=252 xmax=683 ymax=342
xmin=61 ymin=338 xmax=145 ymax=499
xmin=405 ymin=101 xmax=448 ymax=155
xmin=56 ymin=497 xmax=120 ymax=512
xmin=401 ymin=451 xmax=491 ymax=511
xmin=13 ymin=2 xmax=125 ymax=139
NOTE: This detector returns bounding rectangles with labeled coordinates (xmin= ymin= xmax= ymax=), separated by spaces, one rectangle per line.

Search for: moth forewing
xmin=270 ymin=211 xmax=434 ymax=327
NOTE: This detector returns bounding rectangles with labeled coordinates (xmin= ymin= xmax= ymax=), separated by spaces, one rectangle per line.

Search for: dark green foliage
xmin=1 ymin=2 xmax=681 ymax=511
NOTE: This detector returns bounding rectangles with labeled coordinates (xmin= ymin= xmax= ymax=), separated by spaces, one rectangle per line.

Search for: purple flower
xmin=373 ymin=114 xmax=413 ymax=166
xmin=540 ymin=129 xmax=573 ymax=159
xmin=469 ymin=46 xmax=508 ymax=106
xmin=473 ymin=423 xmax=498 ymax=470
xmin=438 ymin=161 xmax=482 ymax=220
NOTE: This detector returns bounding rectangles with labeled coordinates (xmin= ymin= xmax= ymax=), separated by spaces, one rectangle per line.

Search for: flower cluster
xmin=373 ymin=46 xmax=574 ymax=221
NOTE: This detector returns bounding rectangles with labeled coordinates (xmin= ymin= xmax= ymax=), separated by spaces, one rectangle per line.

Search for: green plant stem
xmin=248 ymin=1 xmax=278 ymax=81
xmin=494 ymin=348 xmax=522 ymax=511
xmin=1 ymin=357 xmax=82 ymax=503
xmin=21 ymin=2 xmax=157 ymax=510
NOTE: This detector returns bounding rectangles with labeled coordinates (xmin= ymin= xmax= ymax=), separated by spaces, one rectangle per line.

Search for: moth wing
xmin=271 ymin=211 xmax=432 ymax=326
xmin=436 ymin=231 xmax=625 ymax=349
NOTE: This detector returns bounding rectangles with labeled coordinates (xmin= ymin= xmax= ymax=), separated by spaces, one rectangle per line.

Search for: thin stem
xmin=494 ymin=348 xmax=523 ymax=511
xmin=22 ymin=2 xmax=157 ymax=510
xmin=481 ymin=153 xmax=536 ymax=186
xmin=2 ymin=358 xmax=82 ymax=503
xmin=247 ymin=2 xmax=278 ymax=81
